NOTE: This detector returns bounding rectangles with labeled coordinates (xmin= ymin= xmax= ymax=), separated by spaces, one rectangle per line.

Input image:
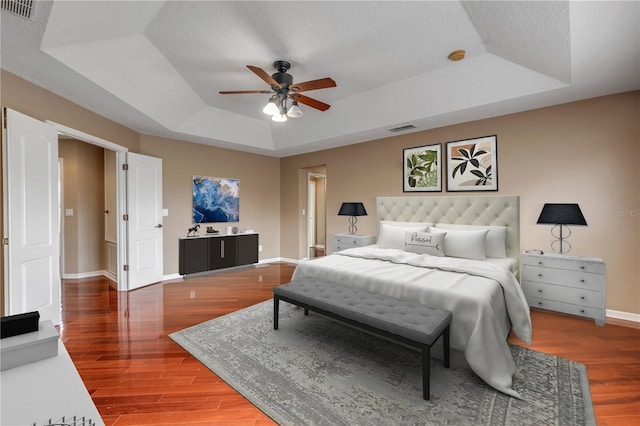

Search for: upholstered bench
xmin=273 ymin=279 xmax=452 ymax=400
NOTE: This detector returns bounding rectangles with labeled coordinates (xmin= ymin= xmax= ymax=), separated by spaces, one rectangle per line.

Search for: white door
xmin=3 ymin=108 xmax=61 ymax=324
xmin=126 ymin=152 xmax=163 ymax=289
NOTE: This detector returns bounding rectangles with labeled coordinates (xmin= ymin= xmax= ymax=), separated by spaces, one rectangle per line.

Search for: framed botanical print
xmin=446 ymin=135 xmax=498 ymax=191
xmin=403 ymin=143 xmax=442 ymax=192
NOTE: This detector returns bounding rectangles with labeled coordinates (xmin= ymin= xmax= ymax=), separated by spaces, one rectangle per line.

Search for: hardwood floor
xmin=59 ymin=264 xmax=640 ymax=425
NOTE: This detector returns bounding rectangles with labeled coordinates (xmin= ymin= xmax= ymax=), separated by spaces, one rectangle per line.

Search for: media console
xmin=179 ymin=233 xmax=259 ymax=276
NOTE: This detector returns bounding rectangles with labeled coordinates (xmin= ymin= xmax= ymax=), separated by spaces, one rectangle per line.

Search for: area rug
xmin=170 ymin=300 xmax=595 ymax=426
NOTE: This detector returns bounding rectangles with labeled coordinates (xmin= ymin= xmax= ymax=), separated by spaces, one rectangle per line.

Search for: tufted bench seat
xmin=273 ymin=279 xmax=452 ymax=400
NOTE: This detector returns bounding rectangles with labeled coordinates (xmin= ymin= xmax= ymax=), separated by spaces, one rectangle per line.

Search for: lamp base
xmin=347 ymin=216 xmax=358 ymax=235
xmin=550 ymin=224 xmax=572 ymax=254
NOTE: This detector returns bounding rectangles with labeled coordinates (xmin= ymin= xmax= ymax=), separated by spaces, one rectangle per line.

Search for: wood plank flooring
xmin=59 ymin=263 xmax=640 ymax=425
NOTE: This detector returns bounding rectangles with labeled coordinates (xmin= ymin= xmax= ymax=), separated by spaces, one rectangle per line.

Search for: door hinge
xmin=2 ymin=237 xmax=8 ymax=245
xmin=2 ymin=108 xmax=7 ymax=129
xmin=122 ymin=163 xmax=129 ymax=171
xmin=123 ymin=264 xmax=129 ymax=271
xmin=123 ymin=214 xmax=129 ymax=221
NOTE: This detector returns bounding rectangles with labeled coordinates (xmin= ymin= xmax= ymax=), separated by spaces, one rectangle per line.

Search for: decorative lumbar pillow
xmin=378 ymin=223 xmax=429 ymax=249
xmin=404 ymin=231 xmax=446 ymax=256
xmin=428 ymin=228 xmax=489 ymax=260
xmin=434 ymin=224 xmax=507 ymax=258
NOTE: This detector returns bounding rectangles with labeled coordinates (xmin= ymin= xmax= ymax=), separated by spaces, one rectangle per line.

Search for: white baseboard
xmin=259 ymin=257 xmax=299 ymax=264
xmin=607 ymin=309 xmax=640 ymax=323
xmin=62 ymin=270 xmax=106 ymax=280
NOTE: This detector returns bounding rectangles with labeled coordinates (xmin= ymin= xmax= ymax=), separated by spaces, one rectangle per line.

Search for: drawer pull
xmin=580 ymin=309 xmax=585 ymax=313
xmin=580 ymin=266 xmax=585 ymax=270
xmin=538 ymin=274 xmax=543 ymax=277
xmin=538 ymin=261 xmax=543 ymax=265
xmin=580 ymin=279 xmax=585 ymax=283
xmin=538 ymin=289 xmax=543 ymax=293
xmin=580 ymin=296 xmax=585 ymax=300
xmin=538 ymin=302 xmax=543 ymax=306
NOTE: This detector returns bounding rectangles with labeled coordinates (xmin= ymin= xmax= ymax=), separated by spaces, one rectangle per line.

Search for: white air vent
xmin=388 ymin=124 xmax=417 ymax=133
xmin=1 ymin=0 xmax=33 ymax=18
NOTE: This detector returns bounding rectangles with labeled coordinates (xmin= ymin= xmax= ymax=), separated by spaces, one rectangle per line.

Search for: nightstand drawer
xmin=521 ymin=266 xmax=602 ymax=291
xmin=527 ymin=296 xmax=604 ymax=321
xmin=522 ymin=255 xmax=604 ymax=274
xmin=522 ymin=281 xmax=602 ymax=309
xmin=331 ymin=234 xmax=375 ymax=252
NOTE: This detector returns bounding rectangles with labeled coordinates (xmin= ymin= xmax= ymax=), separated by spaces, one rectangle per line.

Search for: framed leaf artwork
xmin=403 ymin=143 xmax=442 ymax=192
xmin=446 ymin=135 xmax=498 ymax=191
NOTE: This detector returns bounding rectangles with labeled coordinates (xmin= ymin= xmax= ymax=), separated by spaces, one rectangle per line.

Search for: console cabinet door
xmin=210 ymin=236 xmax=238 ymax=269
xmin=237 ymin=234 xmax=259 ymax=265
xmin=179 ymin=238 xmax=210 ymax=275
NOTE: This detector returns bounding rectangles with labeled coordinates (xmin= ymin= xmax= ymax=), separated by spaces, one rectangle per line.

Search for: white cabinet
xmin=521 ymin=253 xmax=606 ymax=325
xmin=331 ymin=233 xmax=375 ymax=252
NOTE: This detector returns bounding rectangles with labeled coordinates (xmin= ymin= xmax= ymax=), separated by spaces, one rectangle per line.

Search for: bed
xmin=292 ymin=195 xmax=532 ymax=398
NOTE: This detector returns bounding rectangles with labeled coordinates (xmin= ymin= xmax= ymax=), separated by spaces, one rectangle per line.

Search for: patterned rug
xmin=170 ymin=300 xmax=595 ymax=426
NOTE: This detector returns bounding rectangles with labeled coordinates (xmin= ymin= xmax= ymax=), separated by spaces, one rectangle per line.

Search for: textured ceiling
xmin=1 ymin=1 xmax=638 ymax=157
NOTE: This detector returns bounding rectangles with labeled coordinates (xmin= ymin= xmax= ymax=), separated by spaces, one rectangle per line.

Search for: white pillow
xmin=429 ymin=228 xmax=489 ymax=260
xmin=404 ymin=231 xmax=445 ymax=256
xmin=434 ymin=224 xmax=507 ymax=258
xmin=378 ymin=223 xmax=429 ymax=249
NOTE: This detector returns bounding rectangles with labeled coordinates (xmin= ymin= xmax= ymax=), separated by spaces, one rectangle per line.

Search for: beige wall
xmin=280 ymin=91 xmax=640 ymax=315
xmin=138 ymin=135 xmax=281 ymax=274
xmin=59 ymin=139 xmax=105 ymax=275
xmin=1 ymin=70 xmax=140 ymax=151
xmin=2 ymin=68 xmax=638 ymax=316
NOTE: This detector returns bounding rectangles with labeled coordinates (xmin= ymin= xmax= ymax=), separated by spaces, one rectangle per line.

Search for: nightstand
xmin=521 ymin=252 xmax=606 ymax=325
xmin=331 ymin=233 xmax=375 ymax=252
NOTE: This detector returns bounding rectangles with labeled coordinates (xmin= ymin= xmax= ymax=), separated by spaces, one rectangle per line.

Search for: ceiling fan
xmin=219 ymin=60 xmax=336 ymax=122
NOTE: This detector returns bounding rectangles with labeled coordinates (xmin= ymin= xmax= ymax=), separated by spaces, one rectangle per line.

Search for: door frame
xmin=306 ymin=172 xmax=326 ymax=259
xmin=47 ymin=121 xmax=129 ymax=291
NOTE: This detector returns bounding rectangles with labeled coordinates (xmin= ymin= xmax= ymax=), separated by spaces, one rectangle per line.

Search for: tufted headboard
xmin=376 ymin=195 xmax=520 ymax=264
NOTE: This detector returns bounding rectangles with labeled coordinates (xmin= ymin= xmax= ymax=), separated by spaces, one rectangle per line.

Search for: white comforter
xmin=291 ymin=245 xmax=532 ymax=398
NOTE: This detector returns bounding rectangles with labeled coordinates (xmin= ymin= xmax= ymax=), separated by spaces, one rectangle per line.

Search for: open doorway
xmin=306 ymin=168 xmax=326 ymax=259
xmin=58 ymin=137 xmax=117 ymax=283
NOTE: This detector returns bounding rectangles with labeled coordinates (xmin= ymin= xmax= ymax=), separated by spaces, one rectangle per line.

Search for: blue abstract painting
xmin=192 ymin=176 xmax=240 ymax=223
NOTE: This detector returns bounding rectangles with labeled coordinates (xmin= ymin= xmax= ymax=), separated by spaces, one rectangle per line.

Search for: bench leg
xmin=273 ymin=295 xmax=279 ymax=330
xmin=422 ymin=346 xmax=430 ymax=400
xmin=443 ymin=324 xmax=450 ymax=368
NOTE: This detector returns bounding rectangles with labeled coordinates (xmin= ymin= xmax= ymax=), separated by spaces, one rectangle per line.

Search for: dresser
xmin=521 ymin=252 xmax=605 ymax=325
xmin=331 ymin=233 xmax=375 ymax=252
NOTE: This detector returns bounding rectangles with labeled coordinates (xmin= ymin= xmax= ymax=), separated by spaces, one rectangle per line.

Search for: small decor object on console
xmin=187 ymin=224 xmax=200 ymax=237
xmin=536 ymin=203 xmax=587 ymax=254
xmin=338 ymin=202 xmax=367 ymax=234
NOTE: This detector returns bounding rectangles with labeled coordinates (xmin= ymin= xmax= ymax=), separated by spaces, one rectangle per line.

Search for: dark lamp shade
xmin=338 ymin=202 xmax=367 ymax=217
xmin=537 ymin=203 xmax=587 ymax=226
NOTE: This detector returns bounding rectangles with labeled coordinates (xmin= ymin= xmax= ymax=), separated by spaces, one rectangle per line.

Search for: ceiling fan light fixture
xmin=272 ymin=113 xmax=287 ymax=122
xmin=287 ymin=101 xmax=303 ymax=118
xmin=262 ymin=99 xmax=279 ymax=115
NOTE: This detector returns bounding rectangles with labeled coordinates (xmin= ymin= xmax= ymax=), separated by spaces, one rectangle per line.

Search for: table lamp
xmin=338 ymin=202 xmax=367 ymax=234
xmin=536 ymin=203 xmax=587 ymax=254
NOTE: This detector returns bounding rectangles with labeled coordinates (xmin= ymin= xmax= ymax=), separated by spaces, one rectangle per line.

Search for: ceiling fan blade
xmin=290 ymin=78 xmax=336 ymax=92
xmin=247 ymin=65 xmax=281 ymax=88
xmin=219 ymin=90 xmax=273 ymax=94
xmin=293 ymin=94 xmax=331 ymax=111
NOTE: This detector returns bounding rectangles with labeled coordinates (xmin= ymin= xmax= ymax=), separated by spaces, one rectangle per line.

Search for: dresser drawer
xmin=527 ymin=296 xmax=604 ymax=321
xmin=522 ymin=281 xmax=602 ymax=309
xmin=521 ymin=266 xmax=602 ymax=291
xmin=522 ymin=255 xmax=604 ymax=274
